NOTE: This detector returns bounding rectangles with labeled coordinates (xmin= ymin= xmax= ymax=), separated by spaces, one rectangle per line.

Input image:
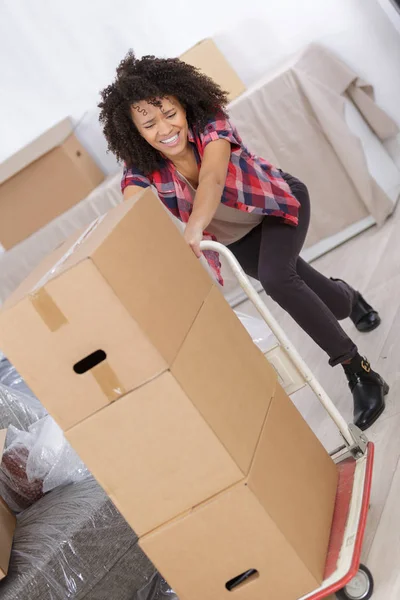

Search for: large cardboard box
xmin=140 ymin=384 xmax=338 ymax=600
xmin=0 ymin=119 xmax=105 ymax=250
xmin=0 ymin=430 xmax=16 ymax=580
xmin=0 ymin=189 xmax=214 ymax=430
xmin=67 ymin=371 xmax=246 ymax=536
xmin=180 ymin=39 xmax=246 ymax=102
xmin=66 ymin=285 xmax=278 ymax=534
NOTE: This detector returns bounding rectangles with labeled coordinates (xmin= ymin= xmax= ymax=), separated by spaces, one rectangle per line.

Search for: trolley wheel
xmin=336 ymin=564 xmax=374 ymax=599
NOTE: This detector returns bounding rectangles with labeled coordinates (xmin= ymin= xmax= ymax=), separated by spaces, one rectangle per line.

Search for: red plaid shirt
xmin=121 ymin=112 xmax=300 ymax=284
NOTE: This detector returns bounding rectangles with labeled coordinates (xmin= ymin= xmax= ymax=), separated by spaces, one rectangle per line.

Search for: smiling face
xmin=130 ymin=96 xmax=189 ymax=160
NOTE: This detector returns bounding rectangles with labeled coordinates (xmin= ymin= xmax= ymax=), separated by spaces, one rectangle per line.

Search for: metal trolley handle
xmin=200 ymin=240 xmax=368 ymax=457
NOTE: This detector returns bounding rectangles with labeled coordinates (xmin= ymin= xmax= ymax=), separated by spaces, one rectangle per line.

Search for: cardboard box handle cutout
xmin=73 ymin=350 xmax=107 ymax=374
xmin=73 ymin=350 xmax=125 ymax=403
xmin=226 ymin=569 xmax=259 ymax=591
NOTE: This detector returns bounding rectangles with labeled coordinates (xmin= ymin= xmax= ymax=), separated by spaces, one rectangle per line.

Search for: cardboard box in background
xmin=0 ymin=119 xmax=105 ymax=250
xmin=0 ymin=430 xmax=16 ymax=580
xmin=180 ymin=38 xmax=246 ymax=102
xmin=140 ymin=384 xmax=339 ymax=600
xmin=66 ymin=285 xmax=278 ymax=535
xmin=0 ymin=188 xmax=214 ymax=430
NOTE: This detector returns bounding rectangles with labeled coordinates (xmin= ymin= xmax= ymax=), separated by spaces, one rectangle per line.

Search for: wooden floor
xmin=236 ymin=202 xmax=400 ymax=599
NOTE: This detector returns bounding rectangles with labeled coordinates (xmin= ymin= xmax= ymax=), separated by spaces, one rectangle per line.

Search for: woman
xmin=99 ymin=51 xmax=388 ymax=431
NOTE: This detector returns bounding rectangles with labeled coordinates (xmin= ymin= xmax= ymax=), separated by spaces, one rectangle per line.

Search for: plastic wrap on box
xmin=0 ymin=357 xmax=37 ymax=399
xmin=137 ymin=572 xmax=178 ymax=600
xmin=234 ymin=311 xmax=277 ymax=353
xmin=0 ymin=415 xmax=89 ymax=513
xmin=0 ymin=435 xmax=44 ymax=511
xmin=0 ymin=477 xmax=155 ymax=600
xmin=0 ymin=383 xmax=46 ymax=433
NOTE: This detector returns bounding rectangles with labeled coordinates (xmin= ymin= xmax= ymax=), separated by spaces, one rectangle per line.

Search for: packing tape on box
xmin=91 ymin=361 xmax=126 ymax=402
xmin=31 ymin=288 xmax=68 ymax=332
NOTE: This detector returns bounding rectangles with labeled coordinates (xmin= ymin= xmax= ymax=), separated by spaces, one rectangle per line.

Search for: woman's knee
xmin=258 ymin=268 xmax=298 ymax=299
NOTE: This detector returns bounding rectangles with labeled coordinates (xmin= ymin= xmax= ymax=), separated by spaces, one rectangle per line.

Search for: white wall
xmin=375 ymin=0 xmax=400 ymax=33
xmin=1 ymin=0 xmax=400 ymax=172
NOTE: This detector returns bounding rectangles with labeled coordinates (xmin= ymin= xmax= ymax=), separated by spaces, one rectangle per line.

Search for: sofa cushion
xmin=0 ymin=476 xmax=155 ymax=599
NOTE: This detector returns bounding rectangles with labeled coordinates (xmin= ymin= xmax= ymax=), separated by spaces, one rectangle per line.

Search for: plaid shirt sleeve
xmin=121 ymin=165 xmax=151 ymax=193
xmin=200 ymin=112 xmax=241 ymax=151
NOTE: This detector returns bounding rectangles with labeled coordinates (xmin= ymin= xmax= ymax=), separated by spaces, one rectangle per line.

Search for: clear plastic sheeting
xmin=137 ymin=572 xmax=178 ymax=600
xmin=0 ymin=383 xmax=46 ymax=433
xmin=0 ymin=356 xmax=38 ymax=399
xmin=234 ymin=311 xmax=277 ymax=353
xmin=31 ymin=215 xmax=106 ymax=293
xmin=0 ymin=477 xmax=155 ymax=600
xmin=0 ymin=415 xmax=88 ymax=513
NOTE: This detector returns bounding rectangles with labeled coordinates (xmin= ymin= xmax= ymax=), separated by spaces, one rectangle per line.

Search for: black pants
xmin=228 ymin=174 xmax=358 ymax=366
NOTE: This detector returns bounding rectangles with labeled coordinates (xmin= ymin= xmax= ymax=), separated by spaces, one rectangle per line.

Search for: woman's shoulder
xmin=198 ymin=110 xmax=234 ymax=133
xmin=194 ymin=110 xmax=243 ymax=151
xmin=121 ymin=160 xmax=174 ymax=191
xmin=121 ymin=164 xmax=151 ymax=192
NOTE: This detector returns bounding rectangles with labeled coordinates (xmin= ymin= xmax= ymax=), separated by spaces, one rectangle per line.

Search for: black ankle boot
xmin=350 ymin=292 xmax=381 ymax=332
xmin=331 ymin=278 xmax=381 ymax=332
xmin=343 ymin=355 xmax=389 ymax=431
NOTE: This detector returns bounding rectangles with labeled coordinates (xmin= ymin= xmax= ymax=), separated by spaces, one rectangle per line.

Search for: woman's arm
xmin=184 ymin=139 xmax=231 ymax=257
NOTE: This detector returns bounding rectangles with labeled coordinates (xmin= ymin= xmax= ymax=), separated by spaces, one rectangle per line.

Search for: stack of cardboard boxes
xmin=0 ymin=188 xmax=338 ymax=600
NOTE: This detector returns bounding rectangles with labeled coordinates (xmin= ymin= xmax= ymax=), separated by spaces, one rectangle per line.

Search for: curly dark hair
xmin=98 ymin=50 xmax=229 ymax=174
